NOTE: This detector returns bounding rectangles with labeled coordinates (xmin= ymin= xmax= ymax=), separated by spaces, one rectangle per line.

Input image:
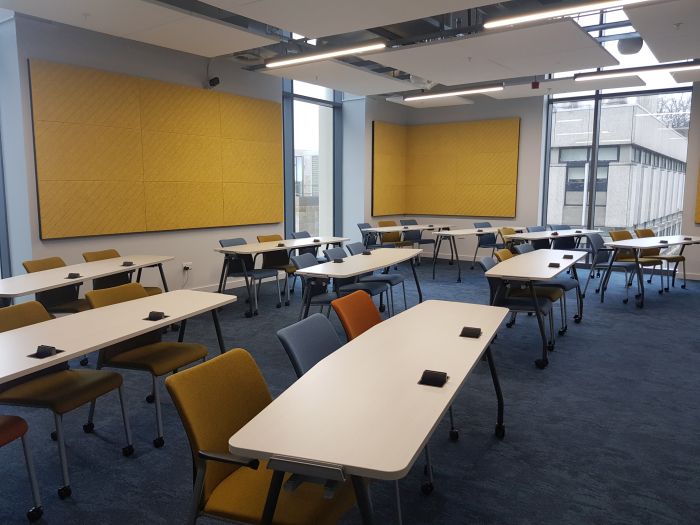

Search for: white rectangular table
xmin=295 ymin=248 xmax=423 ymax=313
xmin=360 ymin=224 xmax=451 ymax=234
xmin=600 ymin=235 xmax=700 ymax=308
xmin=0 ymin=290 xmax=235 ymax=385
xmin=430 ymin=226 xmax=526 ymax=282
xmin=505 ymin=229 xmax=600 ymax=243
xmin=228 ymin=300 xmax=509 ymax=524
xmin=215 ymin=237 xmax=348 ymax=316
xmin=0 ymin=255 xmax=173 ymax=304
xmin=486 ymin=249 xmax=586 ymax=369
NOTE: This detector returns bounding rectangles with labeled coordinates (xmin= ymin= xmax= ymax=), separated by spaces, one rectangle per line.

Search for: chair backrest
xmin=358 ymin=223 xmax=379 ymax=246
xmin=477 ymin=256 xmax=505 ymax=306
xmin=290 ymin=254 xmax=328 ymax=296
xmin=400 ymin=219 xmax=417 ymax=225
xmin=324 ymin=246 xmax=348 ymax=261
xmin=257 ymin=234 xmax=290 ymax=268
xmin=218 ymin=238 xmax=255 ymax=273
xmin=498 ymin=227 xmax=516 ymax=244
xmin=291 ymin=231 xmax=310 ymax=239
xmin=331 ymin=291 xmax=382 ymax=341
xmin=635 ymin=228 xmax=660 ymax=256
xmin=277 ymin=314 xmax=342 ymax=378
xmin=82 ymin=249 xmax=131 ymax=289
xmin=550 ymin=224 xmax=570 ymax=230
xmin=473 ymin=222 xmax=497 ymax=246
xmin=378 ymin=220 xmax=401 ymax=243
xmin=609 ymin=230 xmax=635 ymax=260
xmin=398 ymin=219 xmax=422 ymax=241
xmin=345 ymin=242 xmax=366 ymax=255
xmin=514 ymin=243 xmax=535 ymax=254
xmin=585 ymin=233 xmax=611 ymax=265
xmin=22 ymin=257 xmax=79 ymax=309
xmin=494 ymin=248 xmax=513 ymax=262
xmin=85 ymin=283 xmax=160 ymax=363
xmin=527 ymin=226 xmax=546 ymax=232
xmin=165 ymin=349 xmax=272 ymax=501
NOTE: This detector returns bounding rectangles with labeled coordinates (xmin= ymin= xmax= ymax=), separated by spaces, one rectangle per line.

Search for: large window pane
xmin=293 ymin=100 xmax=334 ymax=236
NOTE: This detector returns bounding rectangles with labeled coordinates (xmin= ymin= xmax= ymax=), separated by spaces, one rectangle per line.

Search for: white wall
xmin=681 ymin=82 xmax=700 ymax=279
xmin=1 ymin=14 xmax=284 ymax=292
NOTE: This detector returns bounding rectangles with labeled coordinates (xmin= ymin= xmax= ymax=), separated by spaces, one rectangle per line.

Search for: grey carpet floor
xmin=1 ymin=259 xmax=699 ymax=524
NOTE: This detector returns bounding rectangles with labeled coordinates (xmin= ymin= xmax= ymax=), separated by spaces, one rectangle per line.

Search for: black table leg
xmin=157 ymin=263 xmax=169 ymax=292
xmin=351 ymin=475 xmax=375 ymax=525
xmin=211 ymin=310 xmax=226 ymax=354
xmin=410 ymin=258 xmax=423 ymax=303
xmin=571 ymin=265 xmax=583 ymax=323
xmin=302 ymin=279 xmax=315 ymax=319
xmin=136 ymin=268 xmax=143 ymax=283
xmin=485 ymin=347 xmax=505 ymax=439
xmin=238 ymin=257 xmax=255 ymax=318
xmin=177 ymin=319 xmax=187 ymax=342
xmin=217 ymin=258 xmax=229 ymax=294
xmin=451 ymin=237 xmax=462 ymax=283
xmin=432 ymin=236 xmax=442 ymax=280
xmin=261 ymin=470 xmax=285 ymax=525
xmin=529 ymin=282 xmax=550 ymax=369
xmin=599 ymin=248 xmax=617 ymax=303
xmin=633 ymin=249 xmax=644 ymax=308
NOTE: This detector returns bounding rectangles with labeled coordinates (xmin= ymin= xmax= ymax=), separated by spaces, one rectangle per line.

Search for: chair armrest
xmin=198 ymin=450 xmax=259 ymax=469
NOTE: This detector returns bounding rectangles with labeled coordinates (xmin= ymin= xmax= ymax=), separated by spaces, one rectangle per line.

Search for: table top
xmin=485 ymin=249 xmax=586 ymax=281
xmin=0 ymin=290 xmax=235 ymax=385
xmin=361 ymin=224 xmax=451 ymax=233
xmin=0 ymin=255 xmax=173 ymax=298
xmin=505 ymin=229 xmax=600 ymax=241
xmin=215 ymin=237 xmax=349 ymax=256
xmin=295 ymin=248 xmax=422 ymax=279
xmin=229 ymin=300 xmax=509 ymax=480
xmin=605 ymin=235 xmax=700 ymax=250
xmin=432 ymin=226 xmax=526 ymax=237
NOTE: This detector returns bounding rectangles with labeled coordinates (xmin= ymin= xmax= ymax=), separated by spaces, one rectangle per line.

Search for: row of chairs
xmin=358 ymin=220 xmax=435 ymax=252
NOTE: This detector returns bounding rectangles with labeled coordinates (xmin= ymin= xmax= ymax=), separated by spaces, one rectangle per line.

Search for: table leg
xmin=351 ymin=475 xmax=375 ymax=525
xmin=485 ymin=346 xmax=505 ymax=439
xmin=599 ymin=248 xmax=617 ymax=304
xmin=451 ymin=237 xmax=462 ymax=283
xmin=217 ymin=258 xmax=229 ymax=293
xmin=410 ymin=258 xmax=423 ymax=303
xmin=261 ymin=470 xmax=285 ymax=525
xmin=177 ymin=319 xmax=187 ymax=342
xmin=302 ymin=279 xmax=315 ymax=319
xmin=571 ymin=265 xmax=583 ymax=323
xmin=157 ymin=263 xmax=169 ymax=292
xmin=633 ymin=249 xmax=644 ymax=308
xmin=432 ymin=236 xmax=442 ymax=280
xmin=238 ymin=256 xmax=255 ymax=318
xmin=529 ymin=282 xmax=550 ymax=369
xmin=211 ymin=310 xmax=226 ymax=354
xmin=136 ymin=268 xmax=143 ymax=283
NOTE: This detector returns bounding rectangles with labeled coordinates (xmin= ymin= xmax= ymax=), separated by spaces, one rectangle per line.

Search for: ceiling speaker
xmin=617 ymin=37 xmax=644 ymax=55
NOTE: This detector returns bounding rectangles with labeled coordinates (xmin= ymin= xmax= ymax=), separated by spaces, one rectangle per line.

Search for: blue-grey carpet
xmin=1 ymin=259 xmax=699 ymax=524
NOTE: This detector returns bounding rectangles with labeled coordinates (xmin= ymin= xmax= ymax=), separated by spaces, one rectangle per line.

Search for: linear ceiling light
xmin=266 ymin=41 xmax=385 ymax=68
xmin=483 ymin=0 xmax=654 ymax=29
xmin=574 ymin=60 xmax=700 ymax=81
xmin=404 ymin=84 xmax=504 ymax=101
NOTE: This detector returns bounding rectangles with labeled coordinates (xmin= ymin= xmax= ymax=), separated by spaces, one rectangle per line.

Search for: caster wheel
xmin=245 ymin=298 xmax=250 ymax=304
xmin=379 ymin=305 xmax=386 ymax=313
xmin=449 ymin=261 xmax=454 ymax=265
xmin=681 ymin=284 xmax=686 ymax=289
xmin=658 ymin=289 xmax=663 ymax=295
xmin=122 ymin=444 xmax=134 ymax=457
xmin=647 ymin=279 xmax=652 ymax=284
xmin=664 ymin=288 xmax=669 ymax=292
xmin=50 ymin=431 xmax=57 ymax=442
xmin=276 ymin=303 xmax=281 ymax=308
xmin=527 ymin=312 xmax=533 ymax=317
xmin=290 ymin=289 xmax=295 ymax=295
xmin=244 ymin=311 xmax=253 ymax=318
xmin=470 ymin=265 xmax=475 ymax=270
xmin=506 ymin=322 xmax=514 ymax=328
xmin=457 ymin=278 xmax=462 ymax=283
xmin=558 ymin=328 xmax=567 ymax=336
xmin=535 ymin=358 xmax=548 ymax=369
xmin=253 ymin=310 xmax=259 ymax=316
xmin=421 ymin=482 xmax=434 ymax=495
xmin=153 ymin=437 xmax=165 ymax=448
xmin=494 ymin=424 xmax=505 ymax=440
xmin=80 ymin=357 xmax=89 ymax=366
xmin=146 ymin=394 xmax=155 ymax=404
xmin=82 ymin=422 xmax=94 ymax=433
xmin=636 ymin=302 xmax=644 ymax=309
xmin=27 ymin=506 xmax=43 ymax=522
xmin=622 ymin=298 xmax=629 ymax=304
xmin=547 ymin=343 xmax=555 ymax=352
xmin=58 ymin=485 xmax=72 ymax=499
xmin=285 ymin=300 xmax=290 ymax=306
xmin=449 ymin=429 xmax=459 ymax=442
xmin=574 ymin=315 xmax=582 ymax=324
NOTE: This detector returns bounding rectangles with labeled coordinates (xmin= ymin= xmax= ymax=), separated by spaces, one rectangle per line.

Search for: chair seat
xmin=309 ymin=292 xmax=337 ymax=306
xmin=338 ymin=282 xmax=387 ymax=297
xmin=535 ymin=276 xmax=578 ymax=291
xmin=481 ymin=242 xmax=505 ymax=249
xmin=233 ymin=268 xmax=279 ymax=280
xmin=47 ymin=298 xmax=91 ymax=314
xmin=415 ymin=239 xmax=435 ymax=245
xmin=510 ymin=286 xmax=563 ymax=302
xmin=204 ymin=461 xmax=355 ymax=525
xmin=360 ymin=274 xmax=404 ymax=286
xmin=382 ymin=241 xmax=413 ymax=248
xmin=648 ymin=254 xmax=685 ymax=263
xmin=0 ymin=415 xmax=28 ymax=446
xmin=144 ymin=286 xmax=162 ymax=296
xmin=107 ymin=342 xmax=208 ymax=377
xmin=273 ymin=264 xmax=296 ymax=275
xmin=501 ymin=297 xmax=553 ymax=315
xmin=0 ymin=369 xmax=122 ymax=415
xmin=615 ymin=257 xmax=661 ymax=266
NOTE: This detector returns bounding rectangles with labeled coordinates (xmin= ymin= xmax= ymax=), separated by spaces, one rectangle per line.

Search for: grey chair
xmin=471 ymin=221 xmax=505 ymax=269
xmin=277 ymin=313 xmax=343 ymax=378
xmin=548 ymin=224 xmax=578 ymax=250
xmin=526 ymin=225 xmax=550 ymax=250
xmin=323 ymin=246 xmax=389 ymax=313
xmin=218 ymin=238 xmax=282 ymax=317
xmin=346 ymin=242 xmax=407 ymax=313
xmin=583 ymin=233 xmax=637 ymax=304
xmin=357 ymin=223 xmax=381 ymax=249
xmin=290 ymin=253 xmax=336 ymax=320
xmin=290 ymin=230 xmax=326 ymax=263
xmin=399 ymin=219 xmax=435 ymax=263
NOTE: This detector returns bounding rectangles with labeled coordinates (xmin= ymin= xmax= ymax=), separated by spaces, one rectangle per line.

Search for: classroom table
xmin=360 ymin=224 xmax=451 ymax=234
xmin=600 ymin=235 xmax=700 ymax=308
xmin=295 ymin=248 xmax=423 ymax=317
xmin=0 ymin=290 xmax=235 ymax=385
xmin=215 ymin=237 xmax=348 ymax=317
xmin=0 ymin=255 xmax=173 ymax=306
xmin=430 ymin=227 xmax=526 ymax=282
xmin=504 ymin=228 xmax=600 ymax=244
xmin=485 ymin=249 xmax=586 ymax=369
xmin=228 ymin=300 xmax=509 ymax=525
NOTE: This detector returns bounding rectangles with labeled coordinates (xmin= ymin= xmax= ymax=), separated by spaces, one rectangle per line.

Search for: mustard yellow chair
xmin=609 ymin=230 xmax=663 ymax=291
xmin=82 ymin=249 xmax=162 ymax=296
xmin=165 ymin=349 xmax=355 ymax=525
xmin=22 ymin=257 xmax=89 ymax=314
xmin=0 ymin=301 xmax=133 ymax=499
xmin=256 ymin=234 xmax=296 ymax=305
xmin=377 ymin=221 xmax=413 ymax=248
xmin=85 ymin=283 xmax=207 ymax=448
xmin=498 ymin=227 xmax=517 ymax=249
xmin=635 ymin=228 xmax=687 ymax=290
xmin=494 ymin=248 xmax=513 ymax=262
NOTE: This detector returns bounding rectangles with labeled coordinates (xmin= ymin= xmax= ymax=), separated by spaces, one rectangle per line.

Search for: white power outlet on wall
xmin=182 ymin=262 xmax=193 ymax=271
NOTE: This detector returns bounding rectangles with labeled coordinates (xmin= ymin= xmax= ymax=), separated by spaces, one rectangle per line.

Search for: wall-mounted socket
xmin=182 ymin=262 xmax=193 ymax=271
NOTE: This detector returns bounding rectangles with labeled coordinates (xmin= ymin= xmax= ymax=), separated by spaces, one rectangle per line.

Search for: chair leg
xmin=558 ymin=295 xmax=567 ymax=335
xmin=402 ymin=281 xmax=407 ymax=312
xmin=448 ymin=405 xmax=458 ymax=441
xmin=53 ymin=413 xmax=71 ymax=499
xmin=284 ymin=273 xmax=291 ymax=306
xmin=394 ymin=480 xmax=403 ymax=525
xmin=152 ymin=376 xmax=165 ymax=448
xmin=85 ymin=399 xmax=96 ymax=433
xmin=548 ymin=310 xmax=555 ymax=348
xmin=21 ymin=435 xmax=43 ymax=520
xmin=682 ymin=259 xmax=687 ymax=289
xmin=471 ymin=244 xmax=480 ymax=270
xmin=422 ymin=445 xmax=434 ymax=494
xmin=388 ymin=286 xmax=395 ymax=317
xmin=189 ymin=459 xmax=207 ymax=525
xmin=118 ymin=386 xmax=135 ymax=456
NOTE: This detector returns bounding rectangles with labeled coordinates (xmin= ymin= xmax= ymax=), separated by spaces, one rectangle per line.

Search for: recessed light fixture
xmin=266 ymin=41 xmax=385 ymax=69
xmin=404 ymin=84 xmax=504 ymax=101
xmin=574 ymin=60 xmax=700 ymax=81
xmin=483 ymin=0 xmax=654 ymax=29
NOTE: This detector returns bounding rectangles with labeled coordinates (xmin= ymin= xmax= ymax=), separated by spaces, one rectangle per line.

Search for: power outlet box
xmin=182 ymin=262 xmax=193 ymax=271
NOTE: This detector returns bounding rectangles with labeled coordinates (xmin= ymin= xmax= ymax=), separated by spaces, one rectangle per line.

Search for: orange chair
xmin=0 ymin=415 xmax=42 ymax=521
xmin=331 ymin=291 xmax=382 ymax=341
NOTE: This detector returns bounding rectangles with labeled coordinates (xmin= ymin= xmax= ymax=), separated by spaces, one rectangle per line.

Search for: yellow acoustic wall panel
xmin=696 ymin=166 xmax=700 ymax=223
xmin=30 ymin=60 xmax=283 ymax=239
xmin=373 ymin=118 xmax=520 ymax=217
xmin=372 ymin=122 xmax=407 ymax=215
